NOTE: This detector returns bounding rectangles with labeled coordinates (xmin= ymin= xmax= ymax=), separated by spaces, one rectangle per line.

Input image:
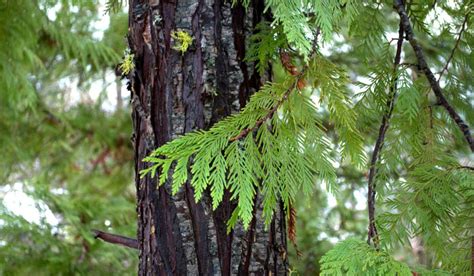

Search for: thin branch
xmin=388 ymin=37 xmax=400 ymax=44
xmin=437 ymin=13 xmax=469 ymax=81
xmin=93 ymin=229 xmax=139 ymax=250
xmin=367 ymin=21 xmax=405 ymax=248
xmin=91 ymin=148 xmax=111 ymax=170
xmin=394 ymin=0 xmax=474 ymax=152
xmin=229 ymin=80 xmax=298 ymax=141
xmin=230 ymin=30 xmax=321 ymax=142
xmin=229 ymin=55 xmax=313 ymax=142
xmin=399 ymin=62 xmax=418 ymax=68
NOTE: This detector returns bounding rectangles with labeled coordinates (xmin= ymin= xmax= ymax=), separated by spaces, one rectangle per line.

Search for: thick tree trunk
xmin=128 ymin=0 xmax=288 ymax=275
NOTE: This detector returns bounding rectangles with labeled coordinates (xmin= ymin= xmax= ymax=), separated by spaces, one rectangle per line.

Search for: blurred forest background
xmin=0 ymin=0 xmax=472 ymax=275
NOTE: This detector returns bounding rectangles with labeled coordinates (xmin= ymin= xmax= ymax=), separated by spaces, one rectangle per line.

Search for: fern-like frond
xmin=142 ymin=55 xmax=362 ymax=229
xmin=320 ymin=238 xmax=412 ymax=275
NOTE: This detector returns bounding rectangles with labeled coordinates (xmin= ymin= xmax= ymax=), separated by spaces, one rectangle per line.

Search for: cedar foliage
xmin=320 ymin=238 xmax=413 ymax=275
xmin=0 ymin=0 xmax=472 ymax=275
xmin=0 ymin=1 xmax=136 ymax=274
xmin=140 ymin=0 xmax=474 ymax=274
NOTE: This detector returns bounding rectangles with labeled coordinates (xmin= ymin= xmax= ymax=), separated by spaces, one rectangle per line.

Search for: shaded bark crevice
xmin=129 ymin=1 xmax=188 ymax=275
xmin=179 ymin=0 xmax=215 ymax=274
xmin=210 ymin=1 xmax=241 ymax=275
xmin=237 ymin=194 xmax=259 ymax=276
xmin=210 ymin=0 xmax=232 ymax=125
xmin=278 ymin=202 xmax=289 ymax=272
xmin=231 ymin=2 xmax=250 ymax=108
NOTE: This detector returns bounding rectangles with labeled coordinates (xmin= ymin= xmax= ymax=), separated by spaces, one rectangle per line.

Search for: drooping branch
xmin=393 ymin=0 xmax=474 ymax=152
xmin=438 ymin=13 xmax=469 ymax=81
xmin=93 ymin=229 xmax=139 ymax=250
xmin=367 ymin=21 xmax=405 ymax=247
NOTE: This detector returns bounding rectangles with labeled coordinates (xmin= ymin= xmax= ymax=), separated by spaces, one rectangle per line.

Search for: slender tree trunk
xmin=128 ymin=0 xmax=288 ymax=275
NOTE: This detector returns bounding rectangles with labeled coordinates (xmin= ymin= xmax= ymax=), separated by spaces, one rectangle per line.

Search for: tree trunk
xmin=128 ymin=0 xmax=288 ymax=275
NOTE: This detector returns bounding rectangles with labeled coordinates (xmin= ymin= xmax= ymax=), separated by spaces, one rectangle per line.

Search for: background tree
xmin=0 ymin=1 xmax=137 ymax=274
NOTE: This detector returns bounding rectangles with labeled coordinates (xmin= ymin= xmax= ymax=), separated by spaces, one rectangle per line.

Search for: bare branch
xmin=93 ymin=229 xmax=138 ymax=250
xmin=399 ymin=62 xmax=418 ymax=68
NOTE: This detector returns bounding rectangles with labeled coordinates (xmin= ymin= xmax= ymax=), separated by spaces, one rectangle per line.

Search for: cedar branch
xmin=230 ymin=29 xmax=321 ymax=142
xmin=394 ymin=0 xmax=474 ymax=152
xmin=229 ymin=58 xmax=311 ymax=142
xmin=367 ymin=21 xmax=405 ymax=248
xmin=438 ymin=13 xmax=469 ymax=81
xmin=229 ymin=79 xmax=299 ymax=142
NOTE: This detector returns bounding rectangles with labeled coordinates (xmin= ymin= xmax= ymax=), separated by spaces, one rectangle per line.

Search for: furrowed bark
xmin=129 ymin=0 xmax=187 ymax=274
xmin=179 ymin=0 xmax=214 ymax=274
xmin=127 ymin=0 xmax=288 ymax=275
xmin=210 ymin=1 xmax=237 ymax=274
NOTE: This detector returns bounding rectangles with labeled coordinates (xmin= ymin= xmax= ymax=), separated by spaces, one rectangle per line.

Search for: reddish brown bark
xmin=128 ymin=0 xmax=288 ymax=275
